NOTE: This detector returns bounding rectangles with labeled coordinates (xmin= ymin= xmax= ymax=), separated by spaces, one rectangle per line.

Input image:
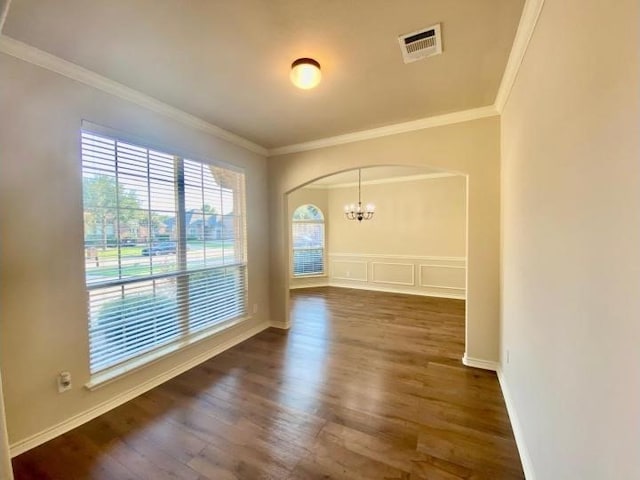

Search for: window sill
xmin=291 ymin=273 xmax=326 ymax=279
xmin=85 ymin=316 xmax=250 ymax=391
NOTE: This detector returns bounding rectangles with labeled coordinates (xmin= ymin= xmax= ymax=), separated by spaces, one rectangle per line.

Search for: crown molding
xmin=304 ymin=172 xmax=458 ymax=190
xmin=0 ymin=35 xmax=268 ymax=156
xmin=267 ymin=105 xmax=499 ymax=157
xmin=0 ymin=31 xmax=498 ymax=160
xmin=494 ymin=0 xmax=545 ymax=112
xmin=270 ymin=0 xmax=544 ymax=156
xmin=0 ymin=0 xmax=542 ymax=158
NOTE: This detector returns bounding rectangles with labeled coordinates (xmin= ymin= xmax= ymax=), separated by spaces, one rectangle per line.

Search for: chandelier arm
xmin=344 ymin=168 xmax=374 ymax=221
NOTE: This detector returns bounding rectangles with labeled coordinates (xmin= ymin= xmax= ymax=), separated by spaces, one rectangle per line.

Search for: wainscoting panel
xmin=330 ymin=259 xmax=368 ymax=282
xmin=328 ymin=253 xmax=466 ymax=299
xmin=419 ymin=264 xmax=466 ymax=289
xmin=371 ymin=262 xmax=415 ymax=286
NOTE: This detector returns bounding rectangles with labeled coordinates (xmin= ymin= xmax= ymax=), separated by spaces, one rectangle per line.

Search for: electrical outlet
xmin=252 ymin=303 xmax=258 ymax=314
xmin=57 ymin=371 xmax=72 ymax=393
xmin=506 ymin=349 xmax=510 ymax=364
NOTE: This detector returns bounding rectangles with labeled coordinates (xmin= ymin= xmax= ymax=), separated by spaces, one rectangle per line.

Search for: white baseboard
xmin=9 ymin=322 xmax=269 ymax=457
xmin=269 ymin=321 xmax=290 ymax=330
xmin=497 ymin=368 xmax=536 ymax=480
xmin=328 ymin=281 xmax=466 ymax=300
xmin=460 ymin=358 xmax=535 ymax=477
xmin=461 ymin=353 xmax=499 ymax=371
xmin=289 ymin=282 xmax=330 ymax=290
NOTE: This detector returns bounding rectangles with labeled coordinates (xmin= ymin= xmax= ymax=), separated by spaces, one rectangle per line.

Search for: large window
xmin=291 ymin=204 xmax=325 ymax=276
xmin=82 ymin=130 xmax=247 ymax=374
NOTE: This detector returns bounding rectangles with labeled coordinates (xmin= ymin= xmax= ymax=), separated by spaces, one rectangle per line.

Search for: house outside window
xmin=81 ymin=129 xmax=247 ymax=376
xmin=291 ymin=204 xmax=325 ymax=276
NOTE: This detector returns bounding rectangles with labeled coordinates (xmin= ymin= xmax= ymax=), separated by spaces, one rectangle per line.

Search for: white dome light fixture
xmin=290 ymin=58 xmax=321 ymax=90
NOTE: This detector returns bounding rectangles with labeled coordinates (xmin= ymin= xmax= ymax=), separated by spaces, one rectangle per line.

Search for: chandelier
xmin=344 ymin=169 xmax=375 ymax=222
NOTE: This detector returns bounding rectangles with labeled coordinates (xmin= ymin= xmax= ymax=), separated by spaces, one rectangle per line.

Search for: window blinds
xmin=81 ymin=131 xmax=247 ymax=373
xmin=291 ymin=205 xmax=325 ymax=276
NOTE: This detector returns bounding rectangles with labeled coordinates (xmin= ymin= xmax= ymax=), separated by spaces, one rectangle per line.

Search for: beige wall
xmin=325 ymin=175 xmax=467 ymax=298
xmin=0 ymin=53 xmax=271 ymax=447
xmin=269 ymin=116 xmax=500 ymax=361
xmin=500 ymin=0 xmax=640 ymax=478
xmin=288 ymin=188 xmax=329 ymax=222
xmin=289 ymin=175 xmax=467 ymax=296
xmin=287 ymin=187 xmax=329 ymax=288
xmin=328 ymin=175 xmax=466 ymax=256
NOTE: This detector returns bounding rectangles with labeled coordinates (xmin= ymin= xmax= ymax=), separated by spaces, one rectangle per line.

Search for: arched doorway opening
xmin=284 ymin=165 xmax=469 ymax=355
xmin=267 ymin=119 xmax=501 ymax=367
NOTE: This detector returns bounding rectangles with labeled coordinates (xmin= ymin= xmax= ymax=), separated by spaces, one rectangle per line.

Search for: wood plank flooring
xmin=12 ymin=287 xmax=524 ymax=479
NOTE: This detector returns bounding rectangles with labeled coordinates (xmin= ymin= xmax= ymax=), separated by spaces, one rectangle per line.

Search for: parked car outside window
xmin=141 ymin=242 xmax=177 ymax=256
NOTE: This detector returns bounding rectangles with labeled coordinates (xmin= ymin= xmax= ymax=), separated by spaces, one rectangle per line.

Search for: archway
xmin=267 ymin=117 xmax=501 ymax=366
xmin=285 ymin=165 xmax=469 ymax=351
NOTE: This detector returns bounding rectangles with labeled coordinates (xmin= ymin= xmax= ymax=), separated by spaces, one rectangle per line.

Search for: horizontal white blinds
xmin=81 ymin=131 xmax=247 ymax=373
xmin=292 ymin=221 xmax=325 ymax=276
xmin=88 ymin=265 xmax=246 ymax=372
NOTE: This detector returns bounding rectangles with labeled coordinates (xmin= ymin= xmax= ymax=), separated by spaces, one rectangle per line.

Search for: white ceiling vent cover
xmin=398 ymin=24 xmax=442 ymax=64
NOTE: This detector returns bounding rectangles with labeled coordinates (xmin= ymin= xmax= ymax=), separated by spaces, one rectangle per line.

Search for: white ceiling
xmin=3 ymin=0 xmax=524 ymax=149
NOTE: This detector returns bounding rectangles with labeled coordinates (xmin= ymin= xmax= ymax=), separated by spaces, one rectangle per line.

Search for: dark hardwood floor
xmin=13 ymin=287 xmax=524 ymax=479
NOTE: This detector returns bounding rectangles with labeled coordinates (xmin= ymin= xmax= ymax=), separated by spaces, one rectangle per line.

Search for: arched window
xmin=292 ymin=204 xmax=325 ymax=276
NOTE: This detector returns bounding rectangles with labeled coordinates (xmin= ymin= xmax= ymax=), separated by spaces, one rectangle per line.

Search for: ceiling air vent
xmin=398 ymin=24 xmax=442 ymax=64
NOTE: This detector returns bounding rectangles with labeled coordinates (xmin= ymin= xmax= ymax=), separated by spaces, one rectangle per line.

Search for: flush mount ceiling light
xmin=290 ymin=58 xmax=321 ymax=89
